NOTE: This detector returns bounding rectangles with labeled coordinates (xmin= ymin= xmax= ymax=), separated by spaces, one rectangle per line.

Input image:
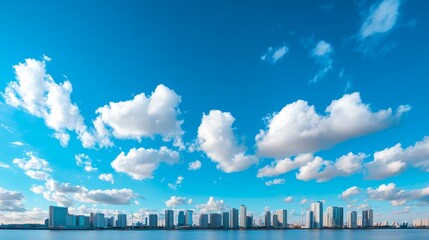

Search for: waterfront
xmin=0 ymin=229 xmax=428 ymax=240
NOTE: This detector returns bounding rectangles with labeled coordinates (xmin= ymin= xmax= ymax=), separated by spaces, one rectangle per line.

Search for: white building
xmin=276 ymin=209 xmax=287 ymax=229
xmin=311 ymin=201 xmax=323 ymax=229
xmin=347 ymin=211 xmax=357 ymax=228
xmin=240 ymin=205 xmax=247 ymax=228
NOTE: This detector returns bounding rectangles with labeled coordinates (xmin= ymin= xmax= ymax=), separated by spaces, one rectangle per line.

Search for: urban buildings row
xmin=304 ymin=201 xmax=373 ymax=229
xmin=48 ymin=206 xmax=127 ymax=229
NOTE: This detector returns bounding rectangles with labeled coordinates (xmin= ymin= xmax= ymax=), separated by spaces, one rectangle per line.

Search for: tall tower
xmin=165 ymin=210 xmax=174 ymax=228
xmin=240 ymin=205 xmax=247 ymax=228
xmin=230 ymin=208 xmax=239 ymax=229
xmin=311 ymin=201 xmax=323 ymax=229
xmin=264 ymin=210 xmax=271 ymax=228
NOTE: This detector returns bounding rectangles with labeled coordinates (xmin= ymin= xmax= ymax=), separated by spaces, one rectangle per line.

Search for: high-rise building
xmin=209 ymin=213 xmax=222 ymax=228
xmin=276 ymin=209 xmax=287 ymax=229
xmin=178 ymin=211 xmax=185 ymax=227
xmin=336 ymin=207 xmax=344 ymax=228
xmin=272 ymin=213 xmax=279 ymax=228
xmin=149 ymin=214 xmax=158 ymax=227
xmin=105 ymin=216 xmax=114 ymax=228
xmin=49 ymin=206 xmax=68 ymax=228
xmin=199 ymin=214 xmax=209 ymax=228
xmin=165 ymin=210 xmax=174 ymax=228
xmin=306 ymin=211 xmax=314 ymax=229
xmin=264 ymin=210 xmax=271 ymax=228
xmin=311 ymin=201 xmax=323 ymax=229
xmin=116 ymin=213 xmax=127 ymax=228
xmin=185 ymin=210 xmax=193 ymax=226
xmin=66 ymin=214 xmax=77 ymax=226
xmin=222 ymin=212 xmax=229 ymax=229
xmin=230 ymin=208 xmax=239 ymax=229
xmin=93 ymin=213 xmax=105 ymax=228
xmin=240 ymin=205 xmax=247 ymax=228
xmin=325 ymin=206 xmax=343 ymax=228
xmin=246 ymin=216 xmax=253 ymax=228
xmin=362 ymin=209 xmax=373 ymax=228
xmin=347 ymin=211 xmax=357 ymax=229
xmin=76 ymin=215 xmax=90 ymax=228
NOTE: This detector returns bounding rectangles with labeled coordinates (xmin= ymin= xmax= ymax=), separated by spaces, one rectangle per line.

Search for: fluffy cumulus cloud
xmin=98 ymin=173 xmax=114 ymax=184
xmin=111 ymin=146 xmax=180 ymax=180
xmin=256 ymin=92 xmax=409 ymax=158
xmin=359 ymin=0 xmax=401 ymax=39
xmin=365 ymin=137 xmax=429 ymax=180
xmin=2 ymin=58 xmax=93 ymax=148
xmin=367 ymin=183 xmax=429 ymax=206
xmin=257 ymin=154 xmax=314 ymax=178
xmin=0 ymin=187 xmax=26 ymax=212
xmin=197 ymin=110 xmax=258 ymax=173
xmin=75 ymin=154 xmax=98 ymax=172
xmin=188 ymin=160 xmax=202 ymax=171
xmin=296 ymin=152 xmax=367 ymax=182
xmin=284 ymin=196 xmax=293 ymax=203
xmin=339 ymin=186 xmax=361 ymax=200
xmin=13 ymin=152 xmax=52 ymax=180
xmin=0 ymin=208 xmax=47 ymax=224
xmin=265 ymin=178 xmax=285 ymax=186
xmin=32 ymin=178 xmax=136 ymax=207
xmin=168 ymin=175 xmax=184 ymax=190
xmin=196 ymin=196 xmax=226 ymax=213
xmin=261 ymin=45 xmax=289 ymax=63
xmin=165 ymin=196 xmax=192 ymax=208
xmin=94 ymin=84 xmax=184 ymax=148
xmin=310 ymin=40 xmax=333 ymax=83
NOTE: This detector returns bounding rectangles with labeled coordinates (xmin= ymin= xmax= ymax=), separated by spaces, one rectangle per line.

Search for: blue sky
xmin=0 ymin=0 xmax=428 ymax=224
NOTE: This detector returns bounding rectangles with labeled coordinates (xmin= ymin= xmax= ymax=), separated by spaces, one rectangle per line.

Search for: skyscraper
xmin=264 ymin=210 xmax=271 ymax=228
xmin=165 ymin=210 xmax=174 ymax=228
xmin=93 ymin=213 xmax=105 ymax=228
xmin=276 ymin=209 xmax=287 ymax=229
xmin=240 ymin=205 xmax=247 ymax=228
xmin=149 ymin=214 xmax=158 ymax=227
xmin=116 ymin=213 xmax=127 ymax=228
xmin=199 ymin=214 xmax=209 ymax=228
xmin=230 ymin=208 xmax=239 ymax=229
xmin=178 ymin=211 xmax=185 ymax=227
xmin=272 ymin=213 xmax=279 ymax=228
xmin=326 ymin=206 xmax=343 ymax=228
xmin=222 ymin=212 xmax=229 ymax=229
xmin=49 ymin=206 xmax=68 ymax=228
xmin=347 ymin=211 xmax=357 ymax=228
xmin=362 ymin=209 xmax=373 ymax=228
xmin=246 ymin=215 xmax=253 ymax=228
xmin=209 ymin=213 xmax=222 ymax=228
xmin=311 ymin=201 xmax=323 ymax=229
xmin=306 ymin=211 xmax=314 ymax=229
xmin=185 ymin=210 xmax=193 ymax=226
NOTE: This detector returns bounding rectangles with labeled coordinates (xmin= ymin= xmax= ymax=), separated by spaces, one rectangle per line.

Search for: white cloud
xmin=360 ymin=0 xmax=401 ymax=39
xmin=339 ymin=186 xmax=361 ymax=200
xmin=0 ymin=208 xmax=47 ymax=224
xmin=111 ymin=146 xmax=180 ymax=180
xmin=365 ymin=136 xmax=429 ymax=179
xmin=94 ymin=84 xmax=184 ymax=147
xmin=75 ymin=153 xmax=98 ymax=172
xmin=296 ymin=152 xmax=367 ymax=182
xmin=367 ymin=183 xmax=429 ymax=206
xmin=42 ymin=54 xmax=52 ymax=62
xmin=284 ymin=196 xmax=293 ymax=203
xmin=10 ymin=141 xmax=24 ymax=146
xmin=310 ymin=40 xmax=333 ymax=83
xmin=261 ymin=45 xmax=289 ymax=63
xmin=0 ymin=187 xmax=26 ymax=212
xmin=165 ymin=196 xmax=192 ymax=208
xmin=2 ymin=58 xmax=95 ymax=148
xmin=195 ymin=196 xmax=226 ymax=213
xmin=33 ymin=178 xmax=136 ymax=207
xmin=197 ymin=110 xmax=258 ymax=173
xmin=265 ymin=178 xmax=285 ymax=186
xmin=13 ymin=152 xmax=52 ymax=180
xmin=256 ymin=92 xmax=409 ymax=158
xmin=168 ymin=175 xmax=184 ymax=190
xmin=257 ymin=153 xmax=313 ymax=178
xmin=99 ymin=173 xmax=114 ymax=184
xmin=188 ymin=160 xmax=202 ymax=171
xmin=300 ymin=198 xmax=308 ymax=205
xmin=0 ymin=162 xmax=11 ymax=169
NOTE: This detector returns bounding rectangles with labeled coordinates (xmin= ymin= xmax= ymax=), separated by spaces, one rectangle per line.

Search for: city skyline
xmin=1 ymin=0 xmax=429 ymax=225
